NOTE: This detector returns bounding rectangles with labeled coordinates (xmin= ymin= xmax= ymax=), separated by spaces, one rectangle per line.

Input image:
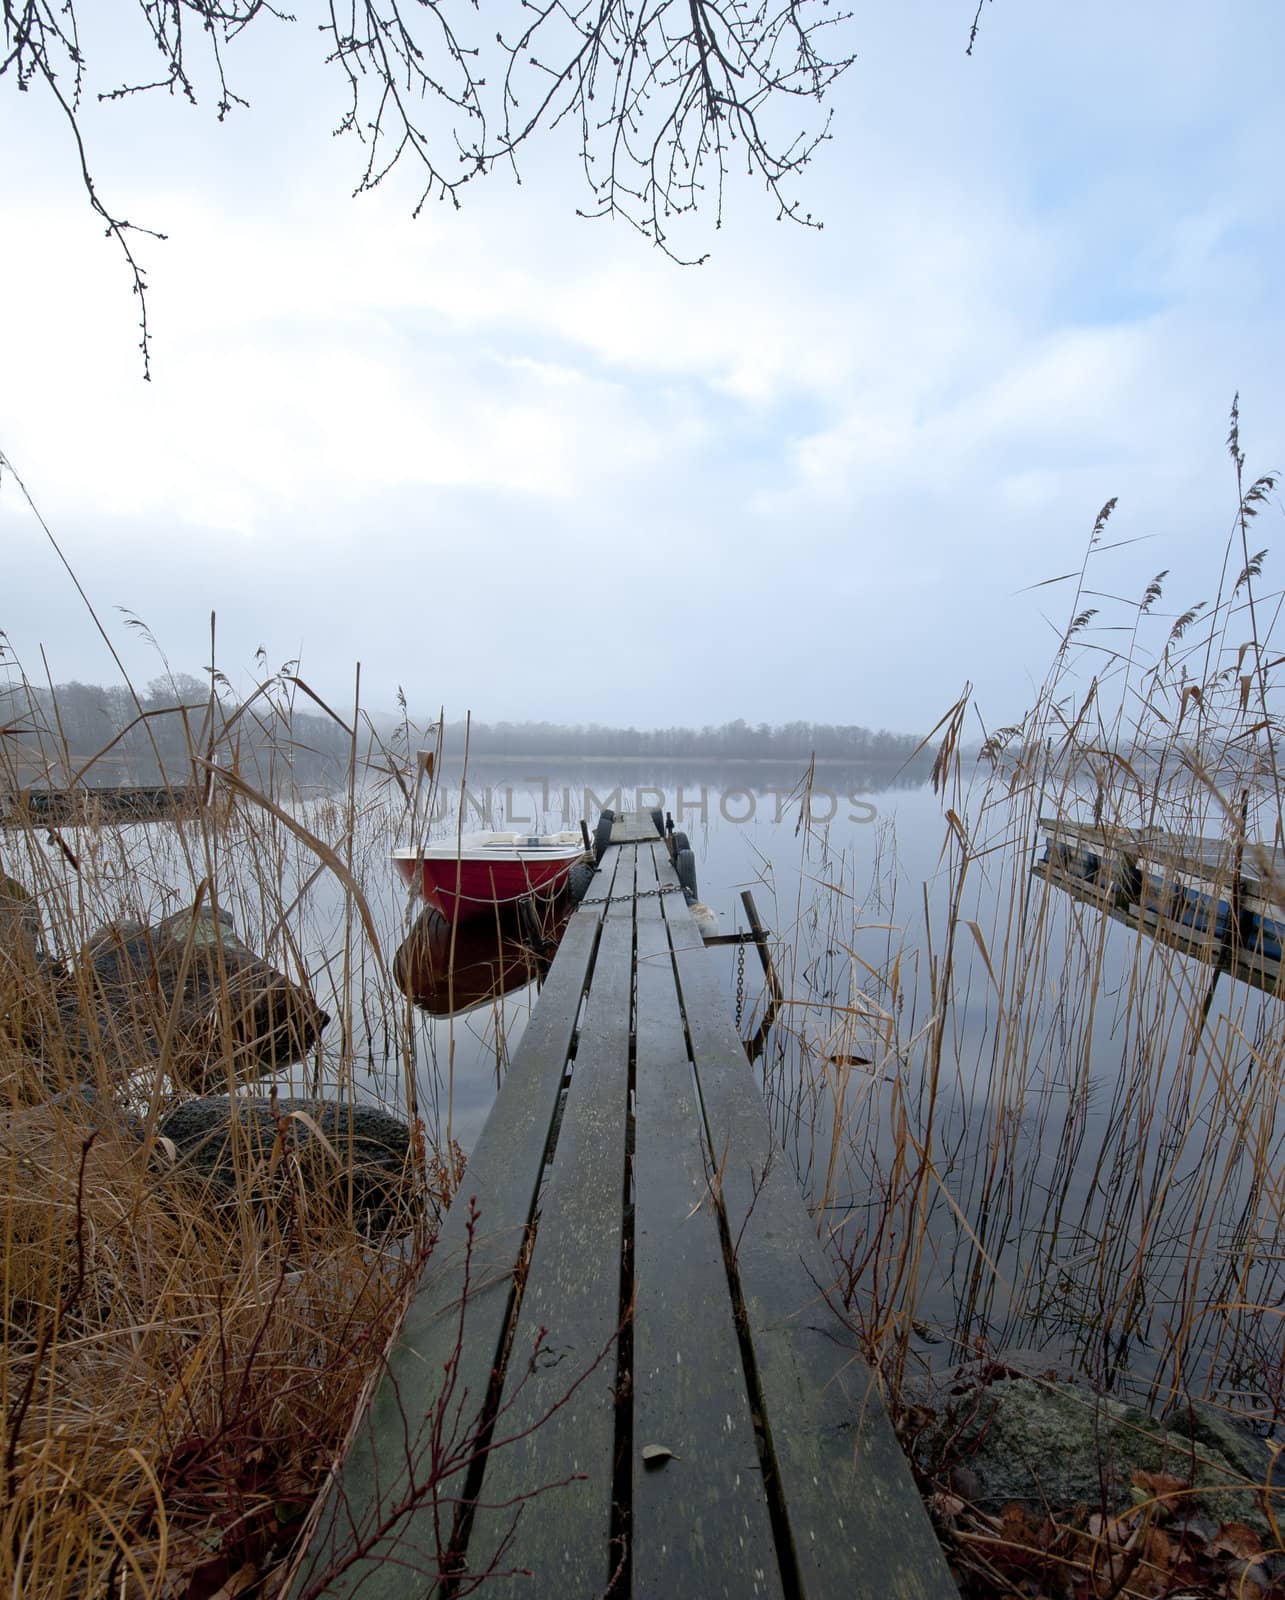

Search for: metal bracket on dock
xmin=700 ymin=889 xmax=783 ymax=1061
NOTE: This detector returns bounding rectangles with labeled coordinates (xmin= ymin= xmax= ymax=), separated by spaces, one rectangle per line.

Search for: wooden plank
xmin=1132 ymin=906 xmax=1284 ymax=993
xmin=1030 ymin=860 xmax=1128 ymax=914
xmin=662 ymin=879 xmax=957 ymax=1600
xmin=297 ymin=852 xmax=620 ymax=1599
xmin=631 ymin=844 xmax=783 ymax=1600
xmin=1039 ymin=818 xmax=1283 ymax=905
xmin=610 ymin=810 xmax=661 ymax=843
xmin=1038 ymin=816 xmax=1149 ymax=845
xmin=462 ymin=850 xmax=636 ymax=1595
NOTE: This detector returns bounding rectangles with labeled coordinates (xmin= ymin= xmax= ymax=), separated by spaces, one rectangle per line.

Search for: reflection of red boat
xmin=393 ymin=902 xmax=570 ymax=1015
xmin=390 ymin=831 xmax=588 ymax=924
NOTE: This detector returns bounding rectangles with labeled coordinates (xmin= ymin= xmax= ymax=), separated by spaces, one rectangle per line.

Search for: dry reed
xmin=1 ymin=620 xmax=447 ymax=1595
xmin=762 ymin=411 xmax=1283 ymax=1438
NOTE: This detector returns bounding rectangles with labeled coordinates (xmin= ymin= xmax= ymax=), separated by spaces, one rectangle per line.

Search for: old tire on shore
xmin=159 ymin=1096 xmax=418 ymax=1234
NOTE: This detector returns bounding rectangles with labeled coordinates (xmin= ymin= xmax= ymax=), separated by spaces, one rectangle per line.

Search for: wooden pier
xmin=2 ymin=784 xmax=196 ymax=825
xmin=1034 ymin=816 xmax=1285 ymax=999
xmin=297 ymin=814 xmax=953 ymax=1598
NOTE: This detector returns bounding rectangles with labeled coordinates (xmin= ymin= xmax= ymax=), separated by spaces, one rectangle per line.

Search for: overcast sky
xmin=2 ymin=0 xmax=1282 ymax=736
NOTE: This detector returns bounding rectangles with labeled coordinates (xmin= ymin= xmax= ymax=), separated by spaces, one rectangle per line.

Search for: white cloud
xmin=3 ymin=0 xmax=1284 ymax=729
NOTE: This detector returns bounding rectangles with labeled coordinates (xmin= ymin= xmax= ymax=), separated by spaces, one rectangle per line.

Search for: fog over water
xmin=383 ymin=765 xmax=1283 ymax=1399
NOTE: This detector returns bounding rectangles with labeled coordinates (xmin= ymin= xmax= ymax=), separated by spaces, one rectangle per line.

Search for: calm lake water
xmin=21 ymin=757 xmax=1281 ymax=1418
xmin=384 ymin=761 xmax=938 ymax=1150
xmin=378 ymin=760 xmax=1284 ymax=1419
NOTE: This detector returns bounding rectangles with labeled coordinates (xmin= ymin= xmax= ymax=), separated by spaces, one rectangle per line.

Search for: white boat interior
xmin=391 ymin=831 xmax=586 ymax=861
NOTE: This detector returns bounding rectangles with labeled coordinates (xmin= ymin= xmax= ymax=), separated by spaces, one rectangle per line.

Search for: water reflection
xmin=392 ymin=896 xmax=571 ymax=1018
xmin=53 ymin=760 xmax=1278 ymax=1413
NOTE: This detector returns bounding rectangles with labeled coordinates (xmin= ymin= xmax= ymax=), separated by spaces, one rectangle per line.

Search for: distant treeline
xmin=1 ymin=675 xmax=368 ymax=790
xmin=1 ymin=677 xmax=934 ymax=789
xmin=438 ymin=717 xmax=931 ymax=767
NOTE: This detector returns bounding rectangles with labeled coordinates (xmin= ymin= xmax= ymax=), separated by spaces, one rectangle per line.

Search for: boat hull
xmin=392 ymin=848 xmax=582 ymax=924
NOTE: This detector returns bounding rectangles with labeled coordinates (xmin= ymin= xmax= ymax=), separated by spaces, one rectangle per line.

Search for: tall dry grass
xmin=764 ymin=410 xmax=1284 ymax=1436
xmin=0 ymin=574 xmax=451 ymax=1594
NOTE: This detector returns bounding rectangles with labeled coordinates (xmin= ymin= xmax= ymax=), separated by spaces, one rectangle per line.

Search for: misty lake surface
xmin=376 ymin=759 xmax=1283 ymax=1410
xmin=390 ymin=761 xmax=937 ymax=1152
xmin=42 ymin=756 xmax=1277 ymax=1406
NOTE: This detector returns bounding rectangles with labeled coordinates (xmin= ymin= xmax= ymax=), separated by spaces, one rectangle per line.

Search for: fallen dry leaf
xmin=1212 ymin=1521 xmax=1264 ymax=1560
xmin=1132 ymin=1467 xmax=1190 ymax=1505
xmin=1144 ymin=1525 xmax=1177 ymax=1568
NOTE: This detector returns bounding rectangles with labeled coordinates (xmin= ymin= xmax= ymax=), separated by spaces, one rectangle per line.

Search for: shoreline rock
xmin=922 ymin=1370 xmax=1281 ymax=1545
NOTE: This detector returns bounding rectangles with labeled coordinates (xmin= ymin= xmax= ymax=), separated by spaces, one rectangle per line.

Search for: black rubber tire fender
xmin=567 ymin=861 xmax=596 ymax=904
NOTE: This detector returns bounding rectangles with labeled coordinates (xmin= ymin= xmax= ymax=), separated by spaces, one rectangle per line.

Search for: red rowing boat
xmin=391 ymin=831 xmax=588 ymax=924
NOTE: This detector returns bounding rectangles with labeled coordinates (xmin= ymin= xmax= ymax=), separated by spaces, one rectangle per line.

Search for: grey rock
xmin=1163 ymin=1397 xmax=1276 ymax=1487
xmin=74 ymin=908 xmax=329 ymax=1092
xmin=929 ymin=1376 xmax=1278 ymax=1538
xmin=44 ymin=1083 xmax=145 ymax=1139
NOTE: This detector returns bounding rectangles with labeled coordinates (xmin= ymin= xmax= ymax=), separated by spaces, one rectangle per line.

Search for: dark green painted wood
xmin=662 ymin=876 xmax=958 ymax=1600
xmin=462 ymin=850 xmax=636 ymax=1595
xmin=296 ymin=851 xmax=619 ymax=1599
xmin=632 ymin=845 xmax=784 ymax=1600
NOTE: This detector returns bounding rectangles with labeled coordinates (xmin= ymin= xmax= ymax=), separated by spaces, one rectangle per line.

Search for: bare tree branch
xmin=4 ymin=0 xmax=864 ymax=367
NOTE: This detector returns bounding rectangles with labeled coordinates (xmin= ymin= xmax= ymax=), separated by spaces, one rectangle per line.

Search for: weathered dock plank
xmin=295 ymin=851 xmax=620 ymax=1598
xmin=663 ymin=874 xmax=956 ymax=1600
xmin=461 ymin=850 xmax=636 ymax=1595
xmin=632 ymin=844 xmax=783 ymax=1600
xmin=610 ymin=813 xmax=662 ymax=844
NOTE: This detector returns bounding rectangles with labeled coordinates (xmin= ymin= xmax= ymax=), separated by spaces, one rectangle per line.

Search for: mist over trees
xmin=1 ymin=679 xmax=934 ymax=790
xmin=442 ymin=717 xmax=930 ymax=767
xmin=1 ymin=674 xmax=366 ymax=791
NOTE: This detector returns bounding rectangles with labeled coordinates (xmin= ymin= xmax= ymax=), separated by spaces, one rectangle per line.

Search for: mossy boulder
xmin=75 ymin=908 xmax=329 ymax=1092
xmin=931 ymin=1376 xmax=1280 ymax=1540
